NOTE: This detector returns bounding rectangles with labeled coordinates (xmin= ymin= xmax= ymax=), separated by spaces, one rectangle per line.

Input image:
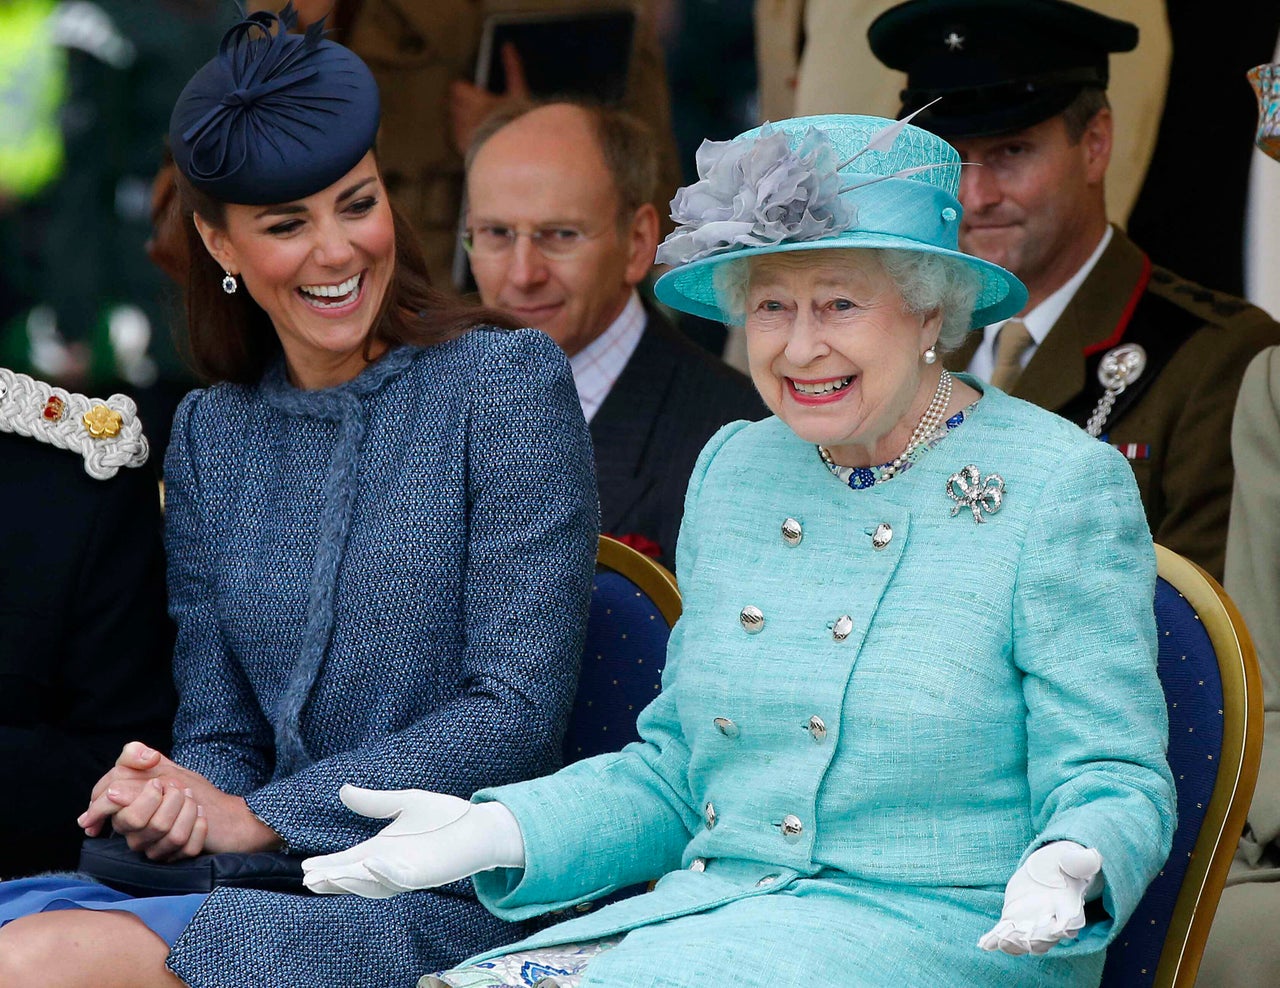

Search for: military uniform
xmin=253 ymin=0 xmax=682 ymax=288
xmin=869 ymin=1 xmax=1280 ymax=580
xmin=946 ymin=229 xmax=1280 ymax=581
xmin=0 ymin=372 xmax=174 ymax=878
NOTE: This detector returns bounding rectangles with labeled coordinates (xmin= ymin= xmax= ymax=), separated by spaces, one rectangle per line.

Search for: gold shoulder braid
xmin=0 ymin=368 xmax=148 ymax=479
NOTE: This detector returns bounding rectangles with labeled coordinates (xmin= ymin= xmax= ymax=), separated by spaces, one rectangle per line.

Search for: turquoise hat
xmin=653 ymin=113 xmax=1026 ymax=328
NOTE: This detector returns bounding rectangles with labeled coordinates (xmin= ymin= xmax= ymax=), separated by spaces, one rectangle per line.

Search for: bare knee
xmin=0 ymin=914 xmax=61 ymax=986
xmin=0 ymin=911 xmax=178 ymax=988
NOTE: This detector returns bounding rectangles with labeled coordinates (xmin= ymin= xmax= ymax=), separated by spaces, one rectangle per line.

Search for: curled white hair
xmin=712 ymin=249 xmax=981 ymax=352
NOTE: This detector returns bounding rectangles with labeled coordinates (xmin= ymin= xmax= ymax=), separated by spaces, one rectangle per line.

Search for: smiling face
xmin=194 ymin=151 xmax=394 ymax=389
xmin=744 ymin=249 xmax=944 ymax=467
xmin=464 ymin=104 xmax=657 ymax=356
xmin=951 ymin=111 xmax=1111 ymax=311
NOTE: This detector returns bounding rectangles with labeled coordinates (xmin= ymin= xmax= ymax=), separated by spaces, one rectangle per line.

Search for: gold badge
xmin=82 ymin=404 xmax=123 ymax=439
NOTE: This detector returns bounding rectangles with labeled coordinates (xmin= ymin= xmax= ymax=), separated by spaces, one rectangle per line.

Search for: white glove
xmin=301 ymin=785 xmax=526 ymax=899
xmin=978 ymin=841 xmax=1103 ymax=956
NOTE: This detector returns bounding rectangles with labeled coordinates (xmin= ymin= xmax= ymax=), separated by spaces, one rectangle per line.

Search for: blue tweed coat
xmin=160 ymin=331 xmax=598 ymax=987
xmin=468 ymin=384 xmax=1176 ymax=987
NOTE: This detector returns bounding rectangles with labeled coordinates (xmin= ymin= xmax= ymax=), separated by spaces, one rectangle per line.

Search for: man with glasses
xmin=464 ymin=101 xmax=763 ymax=569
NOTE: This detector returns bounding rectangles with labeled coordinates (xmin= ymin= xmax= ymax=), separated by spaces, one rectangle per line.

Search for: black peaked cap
xmin=868 ymin=0 xmax=1138 ymax=138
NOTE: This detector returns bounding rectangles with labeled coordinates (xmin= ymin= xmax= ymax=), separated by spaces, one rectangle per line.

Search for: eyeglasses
xmin=461 ymin=224 xmax=601 ymax=259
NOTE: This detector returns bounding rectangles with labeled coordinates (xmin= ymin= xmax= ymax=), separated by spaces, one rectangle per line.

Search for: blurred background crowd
xmin=3 ymin=2 xmax=1280 ymax=984
xmin=3 ymin=0 xmax=1277 ymax=460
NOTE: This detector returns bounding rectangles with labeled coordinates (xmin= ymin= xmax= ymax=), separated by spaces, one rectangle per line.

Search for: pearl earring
xmin=922 ymin=347 xmax=937 ymax=365
xmin=222 ymin=272 xmax=238 ymax=294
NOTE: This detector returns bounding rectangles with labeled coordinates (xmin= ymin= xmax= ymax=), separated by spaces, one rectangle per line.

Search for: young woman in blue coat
xmin=304 ymin=114 xmax=1177 ymax=987
xmin=0 ymin=7 xmax=597 ymax=987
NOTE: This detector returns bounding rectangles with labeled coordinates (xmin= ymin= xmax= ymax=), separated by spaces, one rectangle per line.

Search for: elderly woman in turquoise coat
xmin=303 ymin=113 xmax=1177 ymax=987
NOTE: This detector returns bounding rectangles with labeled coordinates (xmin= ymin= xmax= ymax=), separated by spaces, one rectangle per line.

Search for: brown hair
xmin=1062 ymin=87 xmax=1111 ymax=144
xmin=174 ymin=163 xmax=520 ymax=385
xmin=466 ymin=99 xmax=658 ymax=218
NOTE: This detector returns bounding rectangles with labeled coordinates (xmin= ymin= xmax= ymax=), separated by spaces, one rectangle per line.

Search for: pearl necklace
xmin=819 ymin=370 xmax=953 ymax=485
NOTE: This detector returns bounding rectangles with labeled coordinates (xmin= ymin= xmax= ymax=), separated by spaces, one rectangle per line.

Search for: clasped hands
xmin=302 ymin=785 xmax=525 ymax=897
xmin=77 ymin=741 xmax=281 ymax=861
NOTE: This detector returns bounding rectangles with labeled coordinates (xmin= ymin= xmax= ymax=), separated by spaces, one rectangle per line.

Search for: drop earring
xmin=922 ymin=347 xmax=937 ymax=365
xmin=222 ymin=272 xmax=238 ymax=294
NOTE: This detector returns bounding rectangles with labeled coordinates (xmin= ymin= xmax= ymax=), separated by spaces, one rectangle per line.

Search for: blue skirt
xmin=0 ymin=875 xmax=206 ymax=945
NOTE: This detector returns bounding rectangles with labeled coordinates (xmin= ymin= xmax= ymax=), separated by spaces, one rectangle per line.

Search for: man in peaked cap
xmin=870 ymin=0 xmax=1280 ymax=581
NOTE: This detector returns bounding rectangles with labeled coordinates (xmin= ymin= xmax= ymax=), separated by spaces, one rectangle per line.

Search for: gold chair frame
xmin=1150 ymin=544 xmax=1264 ymax=988
xmin=595 ymin=535 xmax=682 ymax=627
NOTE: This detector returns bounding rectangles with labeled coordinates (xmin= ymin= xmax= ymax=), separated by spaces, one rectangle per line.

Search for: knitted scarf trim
xmin=257 ymin=344 xmax=418 ymax=774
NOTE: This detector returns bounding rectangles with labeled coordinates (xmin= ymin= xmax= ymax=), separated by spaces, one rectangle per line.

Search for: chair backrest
xmin=562 ymin=535 xmax=682 ymax=764
xmin=1100 ymin=545 xmax=1263 ymax=988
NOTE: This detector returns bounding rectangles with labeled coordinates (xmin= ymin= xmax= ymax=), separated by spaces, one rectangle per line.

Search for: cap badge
xmin=944 ymin=32 xmax=965 ymax=52
xmin=947 ymin=464 xmax=1004 ymax=524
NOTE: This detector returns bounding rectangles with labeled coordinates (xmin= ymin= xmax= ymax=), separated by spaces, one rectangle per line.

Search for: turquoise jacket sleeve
xmin=1013 ymin=439 xmax=1177 ymax=950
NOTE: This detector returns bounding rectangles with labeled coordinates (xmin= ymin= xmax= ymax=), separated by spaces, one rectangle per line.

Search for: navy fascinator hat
xmin=169 ymin=3 xmax=380 ymax=205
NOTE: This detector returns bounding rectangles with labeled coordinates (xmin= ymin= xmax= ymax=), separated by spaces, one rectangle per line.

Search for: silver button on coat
xmin=740 ymin=605 xmax=765 ymax=634
xmin=807 ymin=715 xmax=827 ymax=741
xmin=755 ymin=874 xmax=779 ymax=887
xmin=781 ymin=517 xmax=803 ymax=546
xmin=704 ymin=801 xmax=717 ymax=829
xmin=689 ymin=858 xmax=707 ymax=872
xmin=779 ymin=814 xmax=803 ymax=841
xmin=872 ymin=522 xmax=893 ymax=550
xmin=832 ymin=615 xmax=853 ymax=641
xmin=713 ymin=716 xmax=740 ymax=738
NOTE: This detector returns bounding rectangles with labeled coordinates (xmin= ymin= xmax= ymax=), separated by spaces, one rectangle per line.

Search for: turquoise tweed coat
xmin=468 ymin=384 xmax=1176 ymax=987
xmin=161 ymin=332 xmax=598 ymax=987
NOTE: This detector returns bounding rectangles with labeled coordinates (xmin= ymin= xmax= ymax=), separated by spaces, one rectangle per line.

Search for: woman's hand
xmin=86 ymin=776 xmax=209 ymax=861
xmin=302 ymin=785 xmax=525 ymax=898
xmin=979 ymin=841 xmax=1103 ymax=956
xmin=77 ymin=741 xmax=282 ymax=858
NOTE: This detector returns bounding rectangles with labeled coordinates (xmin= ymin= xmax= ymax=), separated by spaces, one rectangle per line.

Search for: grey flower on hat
xmin=656 ymin=125 xmax=854 ymax=266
